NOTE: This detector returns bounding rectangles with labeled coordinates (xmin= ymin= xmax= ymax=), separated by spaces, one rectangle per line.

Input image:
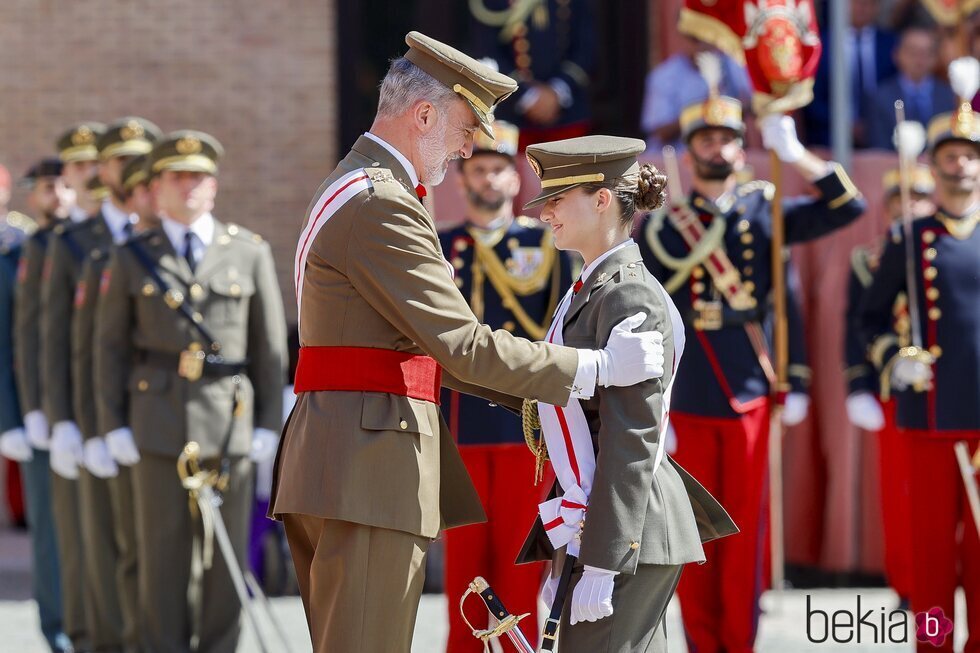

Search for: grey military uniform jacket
xmin=517 ymin=243 xmax=738 ymax=574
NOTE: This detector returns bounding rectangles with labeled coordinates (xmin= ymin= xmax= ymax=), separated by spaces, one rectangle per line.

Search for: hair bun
xmin=636 ymin=163 xmax=668 ymax=211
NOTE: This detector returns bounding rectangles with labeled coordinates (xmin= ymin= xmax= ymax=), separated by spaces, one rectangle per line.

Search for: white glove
xmin=249 ymin=428 xmax=279 ymax=463
xmin=50 ymin=421 xmax=84 ymax=479
xmin=891 ymin=357 xmax=933 ymax=391
xmin=541 ymin=574 xmax=560 ymax=609
xmin=664 ymin=422 xmax=678 ymax=455
xmin=782 ymin=392 xmax=810 ymax=426
xmin=760 ymin=114 xmax=806 ymax=163
xmin=23 ymin=410 xmax=50 ymax=450
xmin=83 ymin=437 xmax=119 ymax=479
xmin=597 ymin=313 xmax=665 ymax=387
xmin=0 ymin=428 xmax=33 ymax=462
xmin=105 ymin=427 xmax=141 ymax=466
xmin=570 ymin=566 xmax=617 ymax=625
xmin=846 ymin=392 xmax=885 ymax=431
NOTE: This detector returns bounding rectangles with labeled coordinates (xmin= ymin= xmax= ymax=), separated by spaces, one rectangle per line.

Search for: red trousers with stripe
xmin=444 ymin=444 xmax=549 ymax=653
xmin=672 ymin=404 xmax=770 ymax=653
xmin=904 ymin=432 xmax=980 ymax=653
xmin=877 ymin=400 xmax=913 ymax=600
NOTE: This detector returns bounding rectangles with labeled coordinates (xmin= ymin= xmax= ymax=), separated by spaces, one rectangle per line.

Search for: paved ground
xmin=0 ymin=527 xmax=968 ymax=652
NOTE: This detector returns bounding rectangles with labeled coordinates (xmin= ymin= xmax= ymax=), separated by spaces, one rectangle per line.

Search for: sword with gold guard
xmin=460 ymin=576 xmax=535 ymax=652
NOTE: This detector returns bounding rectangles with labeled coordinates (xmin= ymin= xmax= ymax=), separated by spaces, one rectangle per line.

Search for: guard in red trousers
xmin=438 ymin=121 xmax=572 ymax=652
xmin=637 ymin=91 xmax=865 ymax=653
xmin=844 ymin=165 xmax=936 ymax=605
xmin=859 ymin=103 xmax=980 ymax=653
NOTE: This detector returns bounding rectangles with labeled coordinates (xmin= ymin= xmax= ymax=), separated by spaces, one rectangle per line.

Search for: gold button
xmin=399 ymin=419 xmax=409 ymax=430
xmin=190 ymin=284 xmax=205 ymax=300
xmin=926 ymin=287 xmax=940 ymax=300
xmin=923 ymin=231 xmax=936 ymax=244
xmin=929 ymin=344 xmax=943 ymax=358
xmin=227 ymin=225 xmax=239 ymax=235
xmin=693 ymin=299 xmax=705 ymax=310
xmin=454 ymin=277 xmax=464 ymax=288
xmin=741 ymin=233 xmax=754 ymax=245
xmin=514 ymin=38 xmax=529 ymax=53
xmin=692 ymin=282 xmax=705 ymax=294
xmin=503 ymin=321 xmax=516 ymax=332
xmin=924 ymin=248 xmax=937 ymax=261
xmin=456 ymin=241 xmax=469 ymax=252
xmin=693 ymin=318 xmax=704 ymax=331
xmin=452 ymin=257 xmax=464 ymax=269
xmin=629 ymin=541 xmax=640 ymax=550
xmin=737 ymin=219 xmax=750 ymax=233
xmin=743 ymin=266 xmax=753 ymax=276
xmin=138 ymin=380 xmax=149 ymax=392
xmin=142 ymin=283 xmax=156 ymax=297
xmin=507 ymin=238 xmax=519 ymax=250
xmin=924 ymin=267 xmax=938 ymax=280
xmin=744 ymin=281 xmax=756 ymax=293
xmin=229 ymin=283 xmax=241 ymax=297
xmin=692 ymin=267 xmax=704 ymax=279
xmin=742 ymin=250 xmax=754 ymax=260
xmin=929 ymin=307 xmax=942 ymax=320
xmin=515 ymin=54 xmax=532 ymax=68
xmin=192 ymin=312 xmax=204 ymax=323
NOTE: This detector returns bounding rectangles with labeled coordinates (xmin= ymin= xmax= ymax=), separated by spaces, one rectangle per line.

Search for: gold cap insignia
xmin=176 ymin=136 xmax=202 ymax=155
xmin=120 ymin=120 xmax=145 ymax=141
xmin=72 ymin=126 xmax=95 ymax=146
xmin=526 ymin=153 xmax=542 ymax=177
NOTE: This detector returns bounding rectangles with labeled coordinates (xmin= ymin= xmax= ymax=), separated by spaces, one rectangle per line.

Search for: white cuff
xmin=548 ymin=78 xmax=573 ymax=108
xmin=583 ymin=565 xmax=619 ymax=576
xmin=569 ymin=349 xmax=599 ymax=400
xmin=516 ymin=86 xmax=541 ymax=114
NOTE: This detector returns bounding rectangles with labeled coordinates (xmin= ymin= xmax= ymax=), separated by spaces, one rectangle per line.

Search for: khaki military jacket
xmin=270 ymin=135 xmax=581 ymax=539
xmin=14 ymin=227 xmax=55 ymax=416
xmin=73 ymin=247 xmax=112 ymax=439
xmin=516 ymin=243 xmax=738 ymax=573
xmin=94 ymin=221 xmax=286 ymax=458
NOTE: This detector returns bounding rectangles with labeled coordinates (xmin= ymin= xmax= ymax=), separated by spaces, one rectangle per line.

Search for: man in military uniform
xmin=469 ymin=0 xmax=596 ymax=149
xmin=843 ymin=165 xmax=935 ymax=606
xmin=95 ymin=130 xmax=286 ymax=653
xmin=12 ymin=157 xmax=73 ymax=652
xmin=271 ymin=32 xmax=666 ymax=653
xmin=636 ymin=96 xmax=866 ymax=653
xmin=858 ymin=104 xmax=980 ymax=653
xmin=438 ymin=120 xmax=573 ymax=651
xmin=72 ymin=118 xmax=162 ymax=653
xmin=120 ymin=153 xmax=159 ymax=231
xmin=58 ymin=122 xmax=105 ymax=224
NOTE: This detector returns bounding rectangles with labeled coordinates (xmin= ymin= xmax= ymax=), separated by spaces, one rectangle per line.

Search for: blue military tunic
xmin=438 ymin=216 xmax=572 ymax=445
xmin=638 ymin=167 xmax=866 ymax=418
xmin=0 ymin=224 xmax=28 ymax=433
xmin=858 ymin=208 xmax=980 ymax=432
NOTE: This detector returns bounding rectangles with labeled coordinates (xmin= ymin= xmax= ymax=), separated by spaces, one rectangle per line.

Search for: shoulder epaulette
xmin=516 ymin=215 xmax=542 ymax=230
xmin=224 ymin=222 xmax=265 ymax=245
xmin=737 ymin=180 xmax=775 ymax=201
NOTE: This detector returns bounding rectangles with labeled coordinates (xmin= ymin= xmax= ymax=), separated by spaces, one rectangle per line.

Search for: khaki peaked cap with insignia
xmin=927 ymin=108 xmax=980 ymax=153
xmin=524 ymin=135 xmax=647 ymax=209
xmin=97 ymin=116 xmax=163 ymax=160
xmin=404 ymin=31 xmax=517 ymax=138
xmin=57 ymin=121 xmax=107 ymax=163
xmin=472 ymin=119 xmax=519 ymax=157
xmin=881 ymin=165 xmax=935 ymax=198
xmin=680 ymin=96 xmax=745 ymax=142
xmin=121 ymin=154 xmax=150 ymax=192
xmin=148 ymin=129 xmax=224 ymax=176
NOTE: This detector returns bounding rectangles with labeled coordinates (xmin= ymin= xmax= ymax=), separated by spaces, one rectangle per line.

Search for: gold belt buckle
xmin=178 ymin=342 xmax=206 ymax=381
xmin=694 ymin=300 xmax=724 ymax=331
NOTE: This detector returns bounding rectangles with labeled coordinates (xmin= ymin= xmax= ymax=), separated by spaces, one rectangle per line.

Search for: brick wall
xmin=0 ymin=1 xmax=338 ymax=321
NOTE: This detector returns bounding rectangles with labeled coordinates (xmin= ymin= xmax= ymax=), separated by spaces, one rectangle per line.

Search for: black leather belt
xmin=136 ymin=348 xmax=248 ymax=380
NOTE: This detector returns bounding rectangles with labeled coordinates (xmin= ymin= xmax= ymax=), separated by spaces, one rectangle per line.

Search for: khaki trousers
xmin=283 ymin=515 xmax=430 ymax=653
xmin=51 ymin=471 xmax=89 ymax=650
xmin=78 ymin=470 xmax=124 ymax=650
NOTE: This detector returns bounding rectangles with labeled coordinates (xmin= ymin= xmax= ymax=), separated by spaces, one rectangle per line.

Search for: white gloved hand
xmin=249 ymin=428 xmax=279 ymax=463
xmin=50 ymin=421 xmax=84 ymax=479
xmin=891 ymin=357 xmax=933 ymax=391
xmin=570 ymin=566 xmax=617 ymax=625
xmin=83 ymin=437 xmax=119 ymax=479
xmin=760 ymin=114 xmax=806 ymax=163
xmin=597 ymin=313 xmax=665 ymax=387
xmin=23 ymin=410 xmax=50 ymax=450
xmin=105 ymin=427 xmax=141 ymax=466
xmin=782 ymin=392 xmax=810 ymax=426
xmin=541 ymin=574 xmax=560 ymax=609
xmin=0 ymin=428 xmax=33 ymax=462
xmin=846 ymin=392 xmax=885 ymax=431
xmin=664 ymin=422 xmax=678 ymax=455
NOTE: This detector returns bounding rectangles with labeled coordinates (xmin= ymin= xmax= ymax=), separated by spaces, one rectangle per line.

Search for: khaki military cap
xmin=148 ymin=130 xmax=224 ymax=176
xmin=98 ymin=117 xmax=163 ymax=160
xmin=680 ymin=96 xmax=745 ymax=142
xmin=121 ymin=154 xmax=150 ymax=192
xmin=57 ymin=121 xmax=108 ymax=163
xmin=881 ymin=165 xmax=935 ymax=198
xmin=472 ymin=120 xmax=519 ymax=157
xmin=404 ymin=31 xmax=517 ymax=138
xmin=927 ymin=107 xmax=980 ymax=153
xmin=524 ymin=135 xmax=647 ymax=209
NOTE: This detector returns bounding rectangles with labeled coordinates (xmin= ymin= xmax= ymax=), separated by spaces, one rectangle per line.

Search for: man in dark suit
xmin=804 ymin=0 xmax=897 ymax=148
xmin=868 ymin=27 xmax=958 ymax=150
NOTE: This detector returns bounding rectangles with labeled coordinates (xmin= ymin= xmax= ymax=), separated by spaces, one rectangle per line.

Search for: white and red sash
xmin=537 ymin=266 xmax=686 ymax=556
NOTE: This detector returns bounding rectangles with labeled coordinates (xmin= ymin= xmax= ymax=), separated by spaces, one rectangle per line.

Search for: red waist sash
xmin=294 ymin=346 xmax=442 ymax=404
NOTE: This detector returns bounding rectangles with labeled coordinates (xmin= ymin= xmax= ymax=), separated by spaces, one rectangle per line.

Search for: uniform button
xmin=929 ymin=307 xmax=942 ymax=320
xmin=227 ymin=225 xmax=239 ymax=235
xmin=514 ymin=38 xmax=529 ymax=53
xmin=218 ymin=234 xmax=232 ymax=245
xmin=923 ymin=231 xmax=936 ymax=244
xmin=138 ymin=380 xmax=149 ymax=392
xmin=142 ymin=283 xmax=156 ymax=297
xmin=399 ymin=419 xmax=409 ymax=430
xmin=924 ymin=267 xmax=938 ymax=280
xmin=692 ymin=267 xmax=704 ymax=279
xmin=190 ymin=284 xmax=205 ymax=300
xmin=743 ymin=266 xmax=753 ymax=276
xmin=515 ymin=54 xmax=532 ymax=68
xmin=929 ymin=345 xmax=943 ymax=358
xmin=693 ymin=318 xmax=704 ymax=331
xmin=629 ymin=541 xmax=640 ymax=550
xmin=192 ymin=312 xmax=204 ymax=323
xmin=452 ymin=257 xmax=464 ymax=269
xmin=693 ymin=299 xmax=705 ymax=310
xmin=744 ymin=281 xmax=756 ymax=293
xmin=230 ymin=284 xmax=242 ymax=297
xmin=924 ymin=248 xmax=937 ymax=261
xmin=692 ymin=282 xmax=705 ymax=294
xmin=627 ymin=263 xmax=636 ymax=269
xmin=926 ymin=287 xmax=940 ymax=300
xmin=742 ymin=250 xmax=754 ymax=260
xmin=456 ymin=241 xmax=469 ymax=252
xmin=737 ymin=219 xmax=751 ymax=233
xmin=507 ymin=238 xmax=519 ymax=250
xmin=741 ymin=233 xmax=754 ymax=244
xmin=454 ymin=277 xmax=464 ymax=288
xmin=503 ymin=321 xmax=516 ymax=332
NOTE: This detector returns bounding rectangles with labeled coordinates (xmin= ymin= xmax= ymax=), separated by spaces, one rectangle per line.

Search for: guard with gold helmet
xmin=857 ymin=60 xmax=980 ymax=647
xmin=437 ymin=120 xmax=573 ymax=651
xmin=634 ymin=75 xmax=866 ymax=653
xmin=93 ymin=129 xmax=287 ymax=653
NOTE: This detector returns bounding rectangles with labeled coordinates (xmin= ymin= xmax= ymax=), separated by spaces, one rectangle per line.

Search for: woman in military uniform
xmin=515 ymin=135 xmax=737 ymax=652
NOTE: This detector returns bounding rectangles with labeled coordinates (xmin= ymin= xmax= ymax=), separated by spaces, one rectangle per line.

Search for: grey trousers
xmin=558 ymin=563 xmax=684 ymax=653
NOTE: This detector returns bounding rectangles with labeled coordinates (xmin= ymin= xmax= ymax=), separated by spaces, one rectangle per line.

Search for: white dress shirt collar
xmin=364 ymin=132 xmax=420 ymax=188
xmin=159 ymin=211 xmax=216 ymax=253
xmin=69 ymin=205 xmax=89 ymax=223
xmin=100 ymin=199 xmax=136 ymax=244
xmin=580 ymin=238 xmax=634 ymax=285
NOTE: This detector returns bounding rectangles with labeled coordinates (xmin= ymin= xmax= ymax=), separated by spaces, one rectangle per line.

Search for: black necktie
xmin=183 ymin=231 xmax=197 ymax=272
xmin=122 ymin=222 xmax=134 ymax=240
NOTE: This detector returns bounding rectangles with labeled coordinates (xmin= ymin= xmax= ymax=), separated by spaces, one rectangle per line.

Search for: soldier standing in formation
xmin=843 ymin=164 xmax=936 ymax=607
xmin=437 ymin=120 xmax=573 ymax=651
xmin=858 ymin=104 xmax=979 ymax=653
xmin=95 ymin=129 xmax=286 ymax=653
xmin=636 ymin=93 xmax=866 ymax=653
